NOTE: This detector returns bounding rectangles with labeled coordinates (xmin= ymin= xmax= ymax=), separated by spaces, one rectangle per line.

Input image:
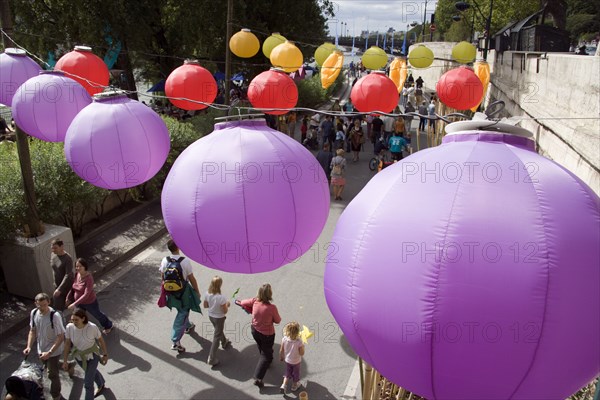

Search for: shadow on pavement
xmin=103 ymin=329 xmax=152 ymax=375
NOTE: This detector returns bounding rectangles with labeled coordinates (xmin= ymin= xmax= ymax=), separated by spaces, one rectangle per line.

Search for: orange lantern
xmin=269 ymin=41 xmax=303 ymax=73
xmin=165 ymin=60 xmax=217 ymax=110
xmin=435 ymin=66 xmax=483 ymax=110
xmin=229 ymin=29 xmax=260 ymax=58
xmin=247 ymin=68 xmax=298 ymax=115
xmin=315 ymin=42 xmax=337 ymax=66
xmin=361 ymin=46 xmax=387 ymax=70
xmin=321 ymin=51 xmax=344 ymax=89
xmin=388 ymin=57 xmax=408 ymax=93
xmin=262 ymin=33 xmax=286 ymax=59
xmin=470 ymin=60 xmax=491 ymax=111
xmin=350 ymin=71 xmax=399 ymax=114
xmin=55 ymin=46 xmax=109 ymax=96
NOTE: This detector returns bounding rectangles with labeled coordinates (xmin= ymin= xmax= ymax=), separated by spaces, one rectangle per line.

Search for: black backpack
xmin=163 ymin=257 xmax=186 ymax=293
xmin=31 ymin=309 xmax=56 ymax=330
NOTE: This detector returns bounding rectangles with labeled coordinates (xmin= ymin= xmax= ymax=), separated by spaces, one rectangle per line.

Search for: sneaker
xmin=67 ymin=362 xmax=76 ymax=378
xmin=222 ymin=340 xmax=232 ymax=350
xmin=184 ymin=323 xmax=195 ymax=334
xmin=207 ymin=358 xmax=220 ymax=366
xmin=93 ymin=384 xmax=105 ymax=398
xmin=280 ymin=384 xmax=286 ymax=394
xmin=171 ymin=342 xmax=186 ymax=353
xmin=253 ymin=379 xmax=264 ymax=388
xmin=102 ymin=326 xmax=113 ymax=335
xmin=291 ymin=382 xmax=300 ymax=391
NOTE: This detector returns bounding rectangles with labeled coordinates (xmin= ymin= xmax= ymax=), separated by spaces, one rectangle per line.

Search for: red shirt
xmin=67 ymin=273 xmax=97 ymax=306
xmin=240 ymin=298 xmax=281 ymax=335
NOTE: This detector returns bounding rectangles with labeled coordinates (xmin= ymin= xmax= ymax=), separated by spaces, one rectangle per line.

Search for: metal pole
xmin=224 ymin=0 xmax=233 ymax=105
xmin=421 ymin=0 xmax=428 ymax=42
xmin=483 ymin=0 xmax=493 ymax=61
xmin=0 ymin=0 xmax=42 ymax=237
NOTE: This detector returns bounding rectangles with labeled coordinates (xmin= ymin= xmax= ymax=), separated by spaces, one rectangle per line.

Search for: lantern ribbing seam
xmin=504 ymin=147 xmax=556 ymax=400
xmin=428 ymin=142 xmax=479 ymax=399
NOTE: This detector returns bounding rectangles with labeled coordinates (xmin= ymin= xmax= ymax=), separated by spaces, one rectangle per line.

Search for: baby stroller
xmin=4 ymin=358 xmax=44 ymax=399
xmin=303 ymin=128 xmax=319 ymax=150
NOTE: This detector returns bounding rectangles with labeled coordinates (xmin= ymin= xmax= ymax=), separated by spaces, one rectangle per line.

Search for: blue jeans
xmin=79 ymin=299 xmax=113 ymax=330
xmin=171 ymin=307 xmax=192 ymax=343
xmin=76 ymin=353 xmax=105 ymax=400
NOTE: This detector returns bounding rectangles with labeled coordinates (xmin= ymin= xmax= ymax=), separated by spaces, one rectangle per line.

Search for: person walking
xmin=286 ymin=111 xmax=297 ymax=138
xmin=203 ymin=276 xmax=232 ymax=366
xmin=239 ymin=284 xmax=281 ymax=389
xmin=50 ymin=239 xmax=74 ymax=313
xmin=347 ymin=119 xmax=364 ymax=162
xmin=279 ymin=322 xmax=305 ymax=394
xmin=418 ymin=101 xmax=428 ymax=135
xmin=66 ymin=258 xmax=113 ymax=335
xmin=62 ymin=308 xmax=108 ymax=400
xmin=316 ymin=142 xmax=334 ymax=185
xmin=159 ymin=239 xmax=201 ymax=353
xmin=330 ymin=149 xmax=347 ymax=201
xmin=23 ymin=293 xmax=66 ymax=400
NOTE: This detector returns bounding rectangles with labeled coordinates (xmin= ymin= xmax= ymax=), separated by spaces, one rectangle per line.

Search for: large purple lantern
xmin=12 ymin=71 xmax=92 ymax=142
xmin=64 ymin=92 xmax=170 ymax=190
xmin=0 ymin=48 xmax=42 ymax=107
xmin=162 ymin=118 xmax=330 ymax=274
xmin=325 ymin=121 xmax=600 ymax=399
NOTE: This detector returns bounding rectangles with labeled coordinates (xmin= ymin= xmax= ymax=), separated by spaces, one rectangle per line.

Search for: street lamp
xmin=455 ymin=0 xmax=494 ymax=60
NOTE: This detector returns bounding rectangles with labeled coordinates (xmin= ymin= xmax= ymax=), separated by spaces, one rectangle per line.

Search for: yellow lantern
xmin=262 ymin=33 xmax=286 ymax=59
xmin=388 ymin=57 xmax=408 ymax=92
xmin=315 ymin=42 xmax=337 ymax=67
xmin=470 ymin=60 xmax=491 ymax=111
xmin=361 ymin=46 xmax=388 ymax=70
xmin=229 ymin=28 xmax=260 ymax=58
xmin=408 ymin=45 xmax=434 ymax=69
xmin=270 ymin=40 xmax=303 ymax=73
xmin=321 ymin=50 xmax=344 ymax=89
xmin=452 ymin=41 xmax=477 ymax=64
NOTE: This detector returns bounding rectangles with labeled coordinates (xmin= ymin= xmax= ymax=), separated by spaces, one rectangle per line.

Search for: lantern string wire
xmin=2 ymin=27 xmax=483 ymax=73
xmin=3 ymin=29 xmax=600 ymax=123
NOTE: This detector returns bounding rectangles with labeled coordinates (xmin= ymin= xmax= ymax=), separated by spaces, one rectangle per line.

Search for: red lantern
xmin=55 ymin=46 xmax=109 ymax=96
xmin=436 ymin=66 xmax=484 ymax=110
xmin=350 ymin=71 xmax=399 ymax=114
xmin=165 ymin=60 xmax=217 ymax=110
xmin=247 ymin=68 xmax=298 ymax=115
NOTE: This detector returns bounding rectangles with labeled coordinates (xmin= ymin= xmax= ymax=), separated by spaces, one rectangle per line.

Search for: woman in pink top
xmin=240 ymin=283 xmax=281 ymax=388
xmin=66 ymin=258 xmax=113 ymax=334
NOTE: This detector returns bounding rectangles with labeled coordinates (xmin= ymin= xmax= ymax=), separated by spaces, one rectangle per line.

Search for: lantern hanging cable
xmin=3 ymin=29 xmax=599 ymax=123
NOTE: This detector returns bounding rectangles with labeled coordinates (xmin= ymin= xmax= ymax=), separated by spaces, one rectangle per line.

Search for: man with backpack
xmin=159 ymin=239 xmax=201 ymax=353
xmin=23 ymin=293 xmax=66 ymax=400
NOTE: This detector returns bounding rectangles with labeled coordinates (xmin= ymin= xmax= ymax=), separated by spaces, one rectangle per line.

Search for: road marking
xmin=342 ymin=358 xmax=361 ymax=399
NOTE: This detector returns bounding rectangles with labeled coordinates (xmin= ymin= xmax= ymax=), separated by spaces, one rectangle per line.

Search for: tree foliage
xmin=8 ymin=0 xmax=334 ymax=85
xmin=434 ymin=0 xmax=539 ymax=41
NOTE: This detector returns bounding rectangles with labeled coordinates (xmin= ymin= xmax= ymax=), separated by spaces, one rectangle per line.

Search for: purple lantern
xmin=0 ymin=48 xmax=42 ymax=107
xmin=161 ymin=118 xmax=330 ymax=274
xmin=12 ymin=71 xmax=92 ymax=142
xmin=325 ymin=121 xmax=600 ymax=399
xmin=64 ymin=92 xmax=170 ymax=190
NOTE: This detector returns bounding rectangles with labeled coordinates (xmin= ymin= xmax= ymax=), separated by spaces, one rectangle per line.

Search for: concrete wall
xmin=491 ymin=51 xmax=600 ymax=195
xmin=408 ymin=42 xmax=600 ymax=195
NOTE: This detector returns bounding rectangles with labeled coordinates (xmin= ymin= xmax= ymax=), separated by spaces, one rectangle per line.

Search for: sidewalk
xmin=0 ymin=199 xmax=166 ymax=340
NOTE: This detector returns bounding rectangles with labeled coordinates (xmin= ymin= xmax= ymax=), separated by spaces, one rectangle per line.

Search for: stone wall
xmin=490 ymin=51 xmax=600 ymax=195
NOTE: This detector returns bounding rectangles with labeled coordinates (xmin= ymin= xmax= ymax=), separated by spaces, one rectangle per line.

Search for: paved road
xmin=0 ymin=143 xmax=379 ymax=400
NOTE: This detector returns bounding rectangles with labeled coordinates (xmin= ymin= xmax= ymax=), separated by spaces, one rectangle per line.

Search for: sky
xmin=328 ymin=0 xmax=438 ymax=36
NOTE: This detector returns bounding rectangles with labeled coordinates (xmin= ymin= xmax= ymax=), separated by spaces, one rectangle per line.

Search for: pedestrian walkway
xmin=0 ymin=79 xmax=377 ymax=399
